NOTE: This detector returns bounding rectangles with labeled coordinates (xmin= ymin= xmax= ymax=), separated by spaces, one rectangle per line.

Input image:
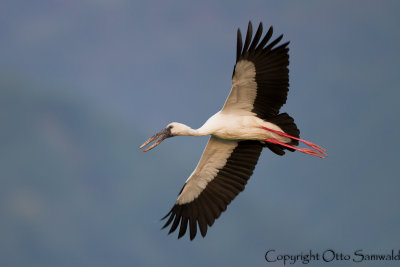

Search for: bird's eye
xmin=168 ymin=125 xmax=173 ymax=129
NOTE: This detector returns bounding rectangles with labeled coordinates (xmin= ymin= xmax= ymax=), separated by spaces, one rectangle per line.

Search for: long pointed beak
xmin=139 ymin=128 xmax=172 ymax=152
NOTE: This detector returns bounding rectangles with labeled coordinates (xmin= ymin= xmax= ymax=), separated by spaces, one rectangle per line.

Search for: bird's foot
xmin=262 ymin=126 xmax=327 ymax=158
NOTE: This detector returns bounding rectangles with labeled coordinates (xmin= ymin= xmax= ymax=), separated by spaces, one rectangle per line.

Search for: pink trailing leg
xmin=261 ymin=126 xmax=327 ymax=159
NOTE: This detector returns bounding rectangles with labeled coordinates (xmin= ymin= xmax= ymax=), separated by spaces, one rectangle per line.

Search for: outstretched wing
xmin=161 ymin=137 xmax=262 ymax=240
xmin=222 ymin=21 xmax=290 ymax=120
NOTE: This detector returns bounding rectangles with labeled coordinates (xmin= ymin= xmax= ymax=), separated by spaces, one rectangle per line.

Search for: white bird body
xmin=170 ymin=112 xmax=290 ymax=143
xmin=140 ymin=22 xmax=326 ymax=240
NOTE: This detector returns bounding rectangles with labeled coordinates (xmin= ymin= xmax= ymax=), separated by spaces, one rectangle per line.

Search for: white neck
xmin=170 ymin=122 xmax=210 ymax=137
xmin=182 ymin=126 xmax=208 ymax=136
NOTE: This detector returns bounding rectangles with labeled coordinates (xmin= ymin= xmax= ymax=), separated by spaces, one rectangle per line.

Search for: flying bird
xmin=140 ymin=21 xmax=327 ymax=240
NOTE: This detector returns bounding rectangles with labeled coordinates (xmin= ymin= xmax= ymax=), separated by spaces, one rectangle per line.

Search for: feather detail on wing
xmin=161 ymin=137 xmax=262 ymax=240
xmin=223 ymin=21 xmax=290 ymax=119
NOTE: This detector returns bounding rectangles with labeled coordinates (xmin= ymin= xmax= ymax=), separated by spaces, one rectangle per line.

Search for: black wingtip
xmin=189 ymin=217 xmax=197 ymax=240
xmin=256 ymin=26 xmax=273 ymax=52
xmin=178 ymin=218 xmax=188 ymax=238
xmin=168 ymin=225 xmax=176 ymax=235
xmin=241 ymin=21 xmax=253 ymax=54
xmin=160 ymin=208 xmax=172 ymax=221
xmin=265 ymin=34 xmax=283 ymax=51
xmin=236 ymin=28 xmax=243 ymax=61
xmin=161 ymin=210 xmax=175 ymax=230
xmin=249 ymin=22 xmax=263 ymax=52
xmin=237 ymin=22 xmax=286 ymax=59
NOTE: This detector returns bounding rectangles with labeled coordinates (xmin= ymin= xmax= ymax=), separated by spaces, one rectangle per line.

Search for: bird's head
xmin=139 ymin=122 xmax=191 ymax=152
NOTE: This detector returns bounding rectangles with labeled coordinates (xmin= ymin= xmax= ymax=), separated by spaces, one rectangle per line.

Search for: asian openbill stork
xmin=140 ymin=21 xmax=326 ymax=240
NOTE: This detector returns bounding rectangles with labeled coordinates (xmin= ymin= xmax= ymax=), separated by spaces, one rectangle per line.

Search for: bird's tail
xmin=264 ymin=113 xmax=300 ymax=156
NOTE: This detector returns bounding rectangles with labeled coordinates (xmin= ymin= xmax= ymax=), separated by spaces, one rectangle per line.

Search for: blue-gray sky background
xmin=1 ymin=1 xmax=399 ymax=266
